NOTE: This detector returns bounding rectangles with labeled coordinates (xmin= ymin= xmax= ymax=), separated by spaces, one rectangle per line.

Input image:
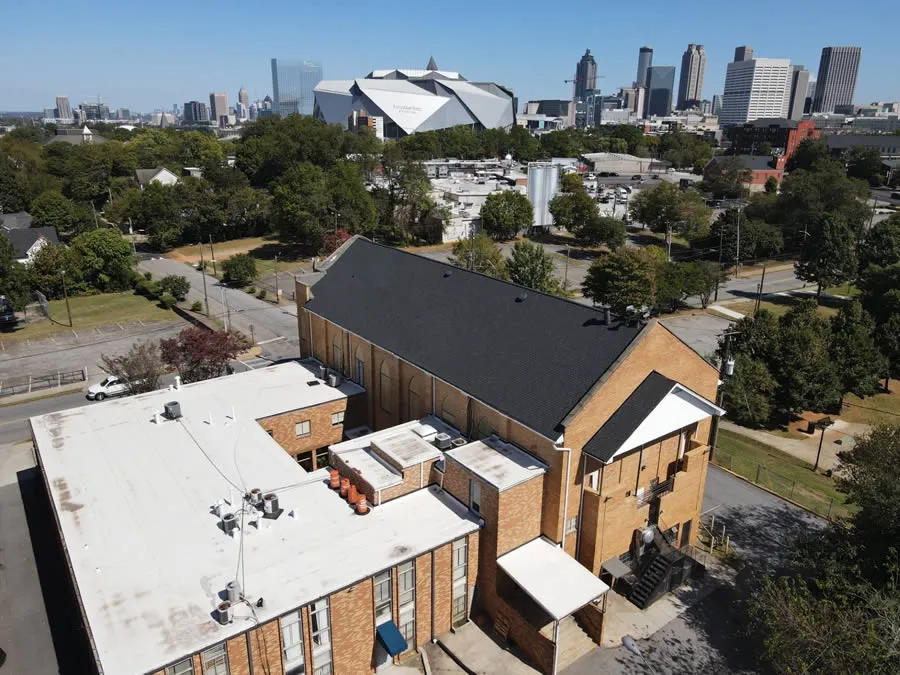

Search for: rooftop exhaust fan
xmin=217 ymin=601 xmax=233 ymax=625
xmin=434 ymin=433 xmax=452 ymax=450
xmin=164 ymin=401 xmax=182 ymax=420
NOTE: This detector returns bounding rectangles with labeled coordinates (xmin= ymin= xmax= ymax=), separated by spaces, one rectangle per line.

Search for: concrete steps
xmin=555 ymin=616 xmax=597 ymax=670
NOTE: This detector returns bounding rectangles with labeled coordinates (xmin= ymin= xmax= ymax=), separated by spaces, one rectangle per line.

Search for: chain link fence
xmin=713 ymin=451 xmax=840 ymax=520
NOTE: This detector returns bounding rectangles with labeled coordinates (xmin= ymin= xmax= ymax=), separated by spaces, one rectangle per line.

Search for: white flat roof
xmin=31 ymin=369 xmax=478 ymax=675
xmin=445 ymin=435 xmax=546 ymax=491
xmin=498 ymin=537 xmax=610 ymax=620
xmin=332 ymin=447 xmax=402 ymax=491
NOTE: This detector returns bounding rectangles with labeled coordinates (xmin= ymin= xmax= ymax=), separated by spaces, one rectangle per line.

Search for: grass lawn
xmin=5 ymin=292 xmax=173 ymax=343
xmin=715 ymin=429 xmax=851 ymax=520
xmin=822 ymin=283 xmax=860 ymax=298
xmin=169 ymin=237 xmax=310 ymax=268
xmin=841 ymin=381 xmax=900 ymax=427
xmin=726 ymin=296 xmax=838 ymax=319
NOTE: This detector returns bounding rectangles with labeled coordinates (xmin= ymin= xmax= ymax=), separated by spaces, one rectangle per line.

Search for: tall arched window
xmin=354 ymin=347 xmax=365 ymax=387
xmin=439 ymin=395 xmax=457 ymax=427
xmin=331 ymin=334 xmax=343 ymax=373
xmin=380 ymin=361 xmax=392 ymax=413
xmin=407 ymin=376 xmax=421 ymax=421
xmin=475 ymin=416 xmax=494 ymax=440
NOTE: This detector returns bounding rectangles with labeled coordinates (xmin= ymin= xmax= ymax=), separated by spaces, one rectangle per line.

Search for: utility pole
xmin=468 ymin=224 xmax=475 ymax=271
xmin=709 ymin=330 xmax=738 ymax=461
xmin=209 ymin=234 xmax=217 ymax=277
xmin=274 ymin=254 xmax=279 ymax=304
xmin=714 ymin=222 xmax=725 ymax=302
xmin=563 ymin=244 xmax=570 ymax=291
xmin=755 ymin=264 xmax=767 ymax=314
xmin=199 ymin=242 xmax=210 ymax=317
xmin=60 ymin=270 xmax=72 ymax=327
xmin=733 ymin=204 xmax=742 ymax=279
xmin=128 ymin=218 xmax=136 ymax=255
xmin=814 ymin=422 xmax=827 ymax=473
xmin=91 ymin=202 xmax=99 ymax=229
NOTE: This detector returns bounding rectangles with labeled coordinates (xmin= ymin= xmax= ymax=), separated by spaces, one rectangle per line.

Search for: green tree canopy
xmin=784 ymin=137 xmax=831 ymax=172
xmin=859 ymin=215 xmax=900 ymax=272
xmin=559 ymin=172 xmax=584 ymax=193
xmin=582 ymin=248 xmax=655 ymax=314
xmin=846 ymin=145 xmax=884 ymax=182
xmin=448 ymin=233 xmax=507 ymax=278
xmin=480 ymin=191 xmax=533 ymax=240
xmin=795 ymin=213 xmax=859 ymax=297
xmin=723 ymin=355 xmax=778 ymax=427
xmin=829 ymin=301 xmax=886 ymax=398
xmin=221 ymin=253 xmax=258 ymax=285
xmin=70 ymin=228 xmax=134 ymax=291
xmin=30 ymin=190 xmax=81 ymax=233
xmin=271 ymin=162 xmax=329 ymax=252
xmin=629 ymin=182 xmax=712 ymax=255
xmin=505 ymin=240 xmax=562 ymax=294
xmin=549 ymin=191 xmax=624 ymax=248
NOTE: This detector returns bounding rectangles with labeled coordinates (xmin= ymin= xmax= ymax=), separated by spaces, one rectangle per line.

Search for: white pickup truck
xmin=86 ymin=376 xmax=132 ymax=401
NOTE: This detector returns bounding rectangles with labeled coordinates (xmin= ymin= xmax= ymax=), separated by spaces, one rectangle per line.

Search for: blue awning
xmin=376 ymin=620 xmax=408 ymax=656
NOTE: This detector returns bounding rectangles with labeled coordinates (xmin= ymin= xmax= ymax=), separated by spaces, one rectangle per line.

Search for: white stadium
xmin=313 ymin=58 xmax=515 ymax=139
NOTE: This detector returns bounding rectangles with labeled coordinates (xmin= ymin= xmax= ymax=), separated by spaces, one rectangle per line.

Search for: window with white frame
xmin=201 ymin=643 xmax=229 ymax=675
xmin=166 ymin=659 xmax=193 ymax=675
xmin=354 ymin=355 xmax=365 ymax=387
xmin=295 ymin=420 xmax=311 ymax=437
xmin=397 ymin=561 xmax=416 ymax=647
xmin=331 ymin=411 xmax=345 ymax=426
xmin=452 ymin=538 xmax=468 ymax=627
xmin=280 ymin=610 xmax=305 ymax=674
xmin=374 ymin=570 xmax=392 ymax=625
xmin=566 ymin=515 xmax=579 ymax=535
xmin=469 ymin=479 xmax=481 ymax=514
xmin=310 ymin=599 xmax=333 ymax=675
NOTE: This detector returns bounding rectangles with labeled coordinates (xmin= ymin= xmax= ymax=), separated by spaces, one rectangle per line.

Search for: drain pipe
xmin=560 ymin=447 xmax=572 ymax=550
xmin=552 ymin=619 xmax=560 ymax=675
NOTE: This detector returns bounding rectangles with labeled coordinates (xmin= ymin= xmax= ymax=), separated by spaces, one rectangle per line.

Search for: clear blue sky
xmin=1 ymin=0 xmax=897 ymax=113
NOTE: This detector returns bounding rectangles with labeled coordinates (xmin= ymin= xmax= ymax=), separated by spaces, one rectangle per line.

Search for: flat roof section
xmin=331 ymin=447 xmax=403 ymax=492
xmin=498 ymin=537 xmax=610 ymax=621
xmin=371 ymin=430 xmax=443 ymax=469
xmin=445 ymin=435 xmax=546 ymax=491
xmin=31 ymin=369 xmax=478 ymax=675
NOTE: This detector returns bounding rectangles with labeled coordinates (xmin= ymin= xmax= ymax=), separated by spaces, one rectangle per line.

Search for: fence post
xmin=83 ymin=366 xmax=88 ymax=381
xmin=28 ymin=376 xmax=32 ymax=393
xmin=755 ymin=464 xmax=762 ymax=484
xmin=57 ymin=372 xmax=61 ymax=387
xmin=827 ymin=499 xmax=834 ymax=520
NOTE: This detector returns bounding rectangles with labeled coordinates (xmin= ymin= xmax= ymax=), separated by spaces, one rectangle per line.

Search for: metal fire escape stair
xmin=628 ymin=528 xmax=686 ymax=609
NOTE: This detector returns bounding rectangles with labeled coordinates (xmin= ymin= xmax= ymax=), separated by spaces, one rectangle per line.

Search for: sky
xmin=1 ymin=0 xmax=898 ymax=114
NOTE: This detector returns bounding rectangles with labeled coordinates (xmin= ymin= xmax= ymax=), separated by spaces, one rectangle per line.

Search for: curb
xmin=0 ymin=382 xmax=86 ymax=408
xmin=708 ymin=462 xmax=834 ymax=522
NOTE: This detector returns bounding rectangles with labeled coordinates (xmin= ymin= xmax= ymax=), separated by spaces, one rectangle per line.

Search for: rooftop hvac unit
xmin=164 ymin=401 xmax=182 ymax=420
xmin=451 ymin=438 xmax=467 ymax=448
xmin=317 ymin=364 xmax=327 ymax=380
xmin=221 ymin=512 xmax=238 ymax=535
xmin=263 ymin=493 xmax=279 ymax=515
xmin=217 ymin=601 xmax=233 ymax=625
xmin=327 ymin=372 xmax=342 ymax=387
xmin=249 ymin=488 xmax=262 ymax=506
xmin=434 ymin=433 xmax=452 ymax=450
xmin=226 ymin=580 xmax=242 ymax=603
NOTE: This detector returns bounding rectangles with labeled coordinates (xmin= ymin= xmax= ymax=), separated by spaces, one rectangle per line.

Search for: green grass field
xmin=715 ymin=429 xmax=851 ymax=520
xmin=841 ymin=382 xmax=900 ymax=427
xmin=5 ymin=292 xmax=173 ymax=343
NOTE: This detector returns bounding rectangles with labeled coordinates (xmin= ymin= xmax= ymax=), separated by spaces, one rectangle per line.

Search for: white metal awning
xmin=497 ymin=537 xmax=610 ymax=621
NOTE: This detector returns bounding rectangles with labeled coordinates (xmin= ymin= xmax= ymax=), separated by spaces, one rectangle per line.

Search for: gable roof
xmin=135 ymin=167 xmax=178 ymax=187
xmin=0 ymin=211 xmax=33 ymax=230
xmin=711 ymin=155 xmax=777 ymax=172
xmin=3 ymin=227 xmax=58 ymax=258
xmin=304 ymin=238 xmax=645 ymax=439
xmin=582 ymin=371 xmax=723 ymax=463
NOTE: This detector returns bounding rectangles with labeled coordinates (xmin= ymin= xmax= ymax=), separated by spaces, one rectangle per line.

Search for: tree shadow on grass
xmin=248 ymin=242 xmax=309 ymax=262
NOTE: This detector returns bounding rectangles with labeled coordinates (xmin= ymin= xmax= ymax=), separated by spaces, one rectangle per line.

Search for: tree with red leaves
xmin=320 ymin=228 xmax=351 ymax=256
xmin=159 ymin=327 xmax=251 ymax=383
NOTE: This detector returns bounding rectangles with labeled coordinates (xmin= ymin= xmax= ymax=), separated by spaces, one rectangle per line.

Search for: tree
xmin=764 ymin=175 xmax=779 ymax=194
xmin=726 ymin=309 xmax=781 ymax=364
xmin=326 ymin=162 xmax=377 ymax=236
xmin=829 ymin=301 xmax=886 ymax=398
xmin=699 ymin=155 xmax=750 ymax=199
xmin=28 ymin=243 xmax=85 ymax=298
xmin=559 ymin=172 xmax=584 ymax=193
xmin=271 ymin=162 xmax=329 ymax=251
xmin=658 ymin=131 xmax=713 ymax=171
xmin=448 ymin=233 xmax=507 ymax=278
xmin=321 ymin=228 xmax=351 ymax=256
xmin=576 ymin=215 xmax=626 ymax=249
xmin=846 ymin=145 xmax=884 ymax=182
xmin=859 ymin=216 xmax=900 ymax=272
xmin=30 ymin=190 xmax=79 ymax=233
xmin=0 ymin=235 xmax=31 ymax=310
xmin=776 ymin=160 xmax=870 ymax=239
xmin=875 ymin=314 xmax=900 ymax=387
xmin=130 ymin=182 xmax=182 ymax=250
xmin=772 ymin=300 xmax=842 ymax=414
xmin=706 ymin=210 xmax=784 ymax=263
xmin=100 ymin=340 xmax=164 ymax=395
xmin=629 ymin=182 xmax=711 ymax=257
xmin=859 ymin=263 xmax=900 ymax=326
xmin=160 ymin=328 xmax=251 ymax=383
xmin=582 ymin=249 xmax=655 ymax=314
xmin=70 ymin=228 xmax=133 ymax=291
xmin=681 ymin=261 xmax=726 ymax=309
xmin=480 ymin=191 xmax=533 ymax=240
xmin=221 ymin=253 xmax=257 ymax=285
xmin=158 ymin=275 xmax=191 ymax=301
xmin=785 ymin=137 xmax=831 ymax=172
xmin=723 ymin=355 xmax=778 ymax=427
xmin=549 ymin=191 xmax=624 ymax=248
xmin=795 ymin=213 xmax=858 ymax=298
xmin=506 ymin=241 xmax=563 ymax=294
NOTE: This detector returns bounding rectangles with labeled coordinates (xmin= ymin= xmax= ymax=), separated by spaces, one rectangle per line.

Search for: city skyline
xmin=1 ymin=0 xmax=896 ymax=113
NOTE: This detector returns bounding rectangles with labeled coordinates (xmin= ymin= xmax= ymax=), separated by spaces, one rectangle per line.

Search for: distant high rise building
xmin=620 ymin=87 xmax=645 ymax=115
xmin=700 ymin=99 xmax=712 ymax=115
xmin=43 ymin=107 xmax=56 ymax=120
xmin=720 ymin=58 xmax=792 ymax=125
xmin=209 ymin=93 xmax=228 ymax=125
xmin=677 ymin=44 xmax=707 ymax=109
xmin=734 ymin=46 xmax=754 ymax=62
xmin=55 ymin=95 xmax=72 ymax=121
xmin=239 ymin=87 xmax=249 ymax=109
xmin=117 ymin=108 xmax=130 ymax=121
xmin=805 ymin=78 xmax=817 ymax=114
xmin=184 ymin=100 xmax=210 ymax=123
xmin=262 ymin=95 xmax=273 ymax=110
xmin=812 ymin=46 xmax=862 ymax=113
xmin=80 ymin=102 xmax=101 ymax=121
xmin=249 ymin=103 xmax=258 ymax=121
xmin=574 ymin=49 xmax=597 ymax=101
xmin=271 ymin=58 xmax=323 ymax=116
xmin=712 ymin=94 xmax=723 ymax=115
xmin=788 ymin=65 xmax=811 ymax=121
xmin=645 ymin=66 xmax=676 ymax=117
xmin=635 ymin=46 xmax=653 ymax=87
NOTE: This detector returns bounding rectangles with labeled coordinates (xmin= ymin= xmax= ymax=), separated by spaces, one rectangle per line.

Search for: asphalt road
xmin=139 ymin=257 xmax=302 ymax=361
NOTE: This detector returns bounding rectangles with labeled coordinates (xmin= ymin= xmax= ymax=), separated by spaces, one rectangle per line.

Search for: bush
xmin=158 ymin=293 xmax=177 ymax=309
xmin=246 ymin=286 xmax=256 ymax=294
xmin=257 ymin=288 xmax=267 ymax=300
xmin=222 ymin=253 xmax=258 ymax=285
xmin=158 ymin=275 xmax=190 ymax=300
xmin=143 ymin=271 xmax=153 ymax=281
xmin=190 ymin=300 xmax=203 ymax=312
xmin=197 ymin=260 xmax=206 ymax=271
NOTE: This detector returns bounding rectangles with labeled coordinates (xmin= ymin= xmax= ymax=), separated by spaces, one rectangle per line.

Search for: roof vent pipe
xmin=154 ymin=412 xmax=161 ymax=425
xmin=217 ymin=601 xmax=233 ymax=624
xmin=175 ymin=376 xmax=181 ymax=390
xmin=603 ymin=307 xmax=611 ymax=325
xmin=226 ymin=580 xmax=242 ymax=603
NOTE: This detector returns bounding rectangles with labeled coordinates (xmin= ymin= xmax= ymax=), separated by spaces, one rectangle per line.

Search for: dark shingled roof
xmin=305 ymin=238 xmax=645 ymax=439
xmin=582 ymin=371 xmax=677 ymax=463
xmin=2 ymin=227 xmax=58 ymax=258
xmin=0 ymin=211 xmax=33 ymax=230
xmin=711 ymin=155 xmax=777 ymax=172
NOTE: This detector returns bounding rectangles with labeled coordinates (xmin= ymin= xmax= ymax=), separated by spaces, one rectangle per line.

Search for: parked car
xmin=598 ymin=171 xmax=611 ymax=177
xmin=651 ymin=174 xmax=661 ymax=179
xmin=892 ymin=191 xmax=900 ymax=200
xmin=87 ymin=376 xmax=132 ymax=401
xmin=631 ymin=175 xmax=641 ymax=181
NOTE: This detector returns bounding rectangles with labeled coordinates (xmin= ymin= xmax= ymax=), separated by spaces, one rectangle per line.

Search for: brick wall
xmin=226 ymin=635 xmax=249 ymax=675
xmin=330 ymin=578 xmax=376 ymax=675
xmin=381 ymin=458 xmax=438 ymax=503
xmin=433 ymin=543 xmax=452 ymax=636
xmin=257 ymin=399 xmax=347 ymax=463
xmin=247 ymin=620 xmax=284 ymax=675
xmin=574 ymin=603 xmax=605 ymax=645
xmin=415 ymin=553 xmax=433 ymax=648
xmin=497 ymin=478 xmax=544 ymax=556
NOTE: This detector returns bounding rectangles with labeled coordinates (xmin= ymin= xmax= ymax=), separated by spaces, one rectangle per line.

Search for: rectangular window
xmin=374 ymin=570 xmax=392 ymax=625
xmin=566 ymin=515 xmax=578 ymax=535
xmin=355 ymin=358 xmax=365 ymax=387
xmin=281 ymin=611 xmax=305 ymax=673
xmin=397 ymin=561 xmax=415 ymax=649
xmin=166 ymin=659 xmax=193 ymax=675
xmin=469 ymin=480 xmax=481 ymax=514
xmin=310 ymin=599 xmax=333 ymax=675
xmin=266 ymin=429 xmax=274 ymax=437
xmin=296 ymin=451 xmax=314 ymax=472
xmin=452 ymin=538 xmax=468 ymax=627
xmin=315 ymin=447 xmax=330 ymax=470
xmin=201 ymin=643 xmax=229 ymax=675
xmin=331 ymin=411 xmax=345 ymax=426
xmin=295 ymin=420 xmax=311 ymax=437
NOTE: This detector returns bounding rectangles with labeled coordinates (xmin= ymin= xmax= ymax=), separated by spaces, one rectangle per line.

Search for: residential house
xmin=0 ymin=211 xmax=33 ymax=230
xmin=135 ymin=167 xmax=180 ymax=189
xmin=2 ymin=226 xmax=58 ymax=263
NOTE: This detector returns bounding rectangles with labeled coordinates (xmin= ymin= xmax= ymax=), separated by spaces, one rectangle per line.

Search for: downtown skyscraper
xmin=645 ymin=66 xmax=676 ymax=117
xmin=55 ymin=95 xmax=72 ymax=121
xmin=271 ymin=58 xmax=323 ymax=117
xmin=721 ymin=57 xmax=792 ymax=125
xmin=209 ymin=92 xmax=228 ymax=125
xmin=635 ymin=46 xmax=653 ymax=87
xmin=812 ymin=46 xmax=862 ymax=113
xmin=573 ymin=49 xmax=597 ymax=100
xmin=677 ymin=44 xmax=706 ymax=110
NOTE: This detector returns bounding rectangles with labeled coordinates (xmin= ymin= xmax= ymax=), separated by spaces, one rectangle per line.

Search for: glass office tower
xmin=271 ymin=58 xmax=323 ymax=117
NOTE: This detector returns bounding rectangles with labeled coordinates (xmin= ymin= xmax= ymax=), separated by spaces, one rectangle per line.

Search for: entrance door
xmin=648 ymin=498 xmax=661 ymax=526
xmin=374 ymin=643 xmax=391 ymax=671
xmin=680 ymin=519 xmax=692 ymax=547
